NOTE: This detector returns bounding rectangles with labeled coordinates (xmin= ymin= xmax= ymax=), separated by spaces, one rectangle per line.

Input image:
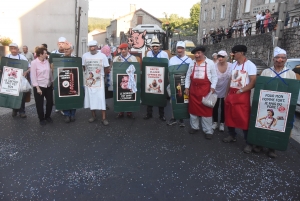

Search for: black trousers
xmin=12 ymin=93 xmax=26 ymax=114
xmin=33 ymin=86 xmax=53 ymax=121
xmin=147 ymin=106 xmax=164 ymax=117
xmin=213 ymin=98 xmax=225 ymax=123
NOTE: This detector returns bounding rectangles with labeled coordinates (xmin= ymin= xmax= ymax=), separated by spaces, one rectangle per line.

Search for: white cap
xmin=58 ymin=37 xmax=66 ymax=43
xmin=9 ymin=43 xmax=18 ymax=47
xmin=88 ymin=40 xmax=98 ymax=47
xmin=176 ymin=41 xmax=185 ymax=48
xmin=217 ymin=50 xmax=228 ymax=57
xmin=273 ymin=46 xmax=286 ymax=57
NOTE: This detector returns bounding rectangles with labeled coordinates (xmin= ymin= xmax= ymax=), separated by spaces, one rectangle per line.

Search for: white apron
xmin=84 ymin=78 xmax=106 ymax=110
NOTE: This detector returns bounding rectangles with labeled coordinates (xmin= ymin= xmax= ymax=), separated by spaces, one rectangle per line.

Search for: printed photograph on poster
xmin=84 ymin=59 xmax=102 ymax=87
xmin=58 ymin=67 xmax=80 ymax=97
xmin=117 ymin=74 xmax=137 ymax=101
xmin=145 ymin=66 xmax=164 ymax=94
xmin=255 ymin=90 xmax=291 ymax=132
xmin=0 ymin=66 xmax=23 ymax=96
xmin=173 ymin=74 xmax=188 ymax=104
xmin=230 ymin=70 xmax=247 ymax=89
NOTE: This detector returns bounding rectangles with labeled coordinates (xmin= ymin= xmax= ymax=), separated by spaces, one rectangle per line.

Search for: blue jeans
xmin=63 ymin=109 xmax=76 ymax=117
xmin=228 ymin=127 xmax=250 ymax=145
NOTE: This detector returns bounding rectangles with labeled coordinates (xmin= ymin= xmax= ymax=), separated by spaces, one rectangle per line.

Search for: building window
xmin=221 ymin=5 xmax=225 ymax=19
xmin=211 ymin=7 xmax=215 ymax=20
xmin=203 ymin=10 xmax=207 ymax=21
xmin=244 ymin=0 xmax=251 ymax=13
xmin=137 ymin=16 xmax=143 ymax=25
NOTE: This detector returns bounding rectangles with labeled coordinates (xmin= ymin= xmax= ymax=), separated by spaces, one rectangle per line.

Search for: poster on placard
xmin=58 ymin=67 xmax=80 ymax=97
xmin=117 ymin=74 xmax=137 ymax=101
xmin=255 ymin=90 xmax=291 ymax=132
xmin=173 ymin=74 xmax=188 ymax=104
xmin=0 ymin=66 xmax=23 ymax=96
xmin=145 ymin=66 xmax=164 ymax=94
xmin=84 ymin=59 xmax=102 ymax=87
xmin=230 ymin=70 xmax=247 ymax=89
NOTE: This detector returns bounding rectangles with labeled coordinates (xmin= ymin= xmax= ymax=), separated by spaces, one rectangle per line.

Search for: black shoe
xmin=143 ymin=114 xmax=152 ymax=120
xmin=205 ymin=134 xmax=212 ymax=140
xmin=64 ymin=116 xmax=71 ymax=123
xmin=70 ymin=116 xmax=76 ymax=122
xmin=40 ymin=120 xmax=47 ymax=126
xmin=12 ymin=110 xmax=17 ymax=117
xmin=46 ymin=117 xmax=53 ymax=123
xmin=159 ymin=116 xmax=166 ymax=121
xmin=189 ymin=128 xmax=198 ymax=134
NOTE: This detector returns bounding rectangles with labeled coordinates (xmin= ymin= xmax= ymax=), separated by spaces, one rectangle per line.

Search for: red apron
xmin=188 ymin=62 xmax=212 ymax=117
xmin=225 ymin=60 xmax=250 ymax=130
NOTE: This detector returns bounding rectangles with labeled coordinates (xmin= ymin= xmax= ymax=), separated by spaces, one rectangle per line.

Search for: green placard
xmin=113 ymin=62 xmax=141 ymax=112
xmin=247 ymin=76 xmax=300 ymax=151
xmin=141 ymin=57 xmax=169 ymax=107
xmin=49 ymin=53 xmax=63 ymax=64
xmin=0 ymin=57 xmax=28 ymax=109
xmin=53 ymin=57 xmax=84 ymax=110
xmin=169 ymin=64 xmax=190 ymax=119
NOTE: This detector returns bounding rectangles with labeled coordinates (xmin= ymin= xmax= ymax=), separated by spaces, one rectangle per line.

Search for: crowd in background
xmin=202 ymin=9 xmax=299 ymax=45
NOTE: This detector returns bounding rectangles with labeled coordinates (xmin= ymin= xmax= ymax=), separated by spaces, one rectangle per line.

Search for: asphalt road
xmin=0 ymin=100 xmax=300 ymax=201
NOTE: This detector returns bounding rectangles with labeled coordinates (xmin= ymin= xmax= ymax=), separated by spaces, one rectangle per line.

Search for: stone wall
xmin=171 ymin=35 xmax=198 ymax=46
xmin=201 ymin=26 xmax=300 ymax=65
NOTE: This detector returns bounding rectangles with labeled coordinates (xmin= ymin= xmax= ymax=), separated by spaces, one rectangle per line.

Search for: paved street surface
xmin=0 ymin=98 xmax=300 ymax=201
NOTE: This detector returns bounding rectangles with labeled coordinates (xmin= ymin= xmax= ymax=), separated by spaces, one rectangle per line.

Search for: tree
xmin=190 ymin=2 xmax=200 ymax=32
xmin=88 ymin=17 xmax=111 ymax=32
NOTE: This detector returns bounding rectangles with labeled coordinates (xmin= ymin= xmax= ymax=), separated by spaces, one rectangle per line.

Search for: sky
xmin=88 ymin=0 xmax=200 ymax=19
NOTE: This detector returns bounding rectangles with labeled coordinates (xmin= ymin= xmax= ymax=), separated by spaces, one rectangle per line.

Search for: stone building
xmin=198 ymin=0 xmax=300 ymax=44
xmin=106 ymin=5 xmax=162 ymax=46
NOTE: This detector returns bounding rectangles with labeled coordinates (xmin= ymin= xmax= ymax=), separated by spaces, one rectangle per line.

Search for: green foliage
xmin=160 ymin=2 xmax=200 ymax=36
xmin=0 ymin=36 xmax=13 ymax=46
xmin=190 ymin=2 xmax=200 ymax=32
xmin=88 ymin=17 xmax=111 ymax=32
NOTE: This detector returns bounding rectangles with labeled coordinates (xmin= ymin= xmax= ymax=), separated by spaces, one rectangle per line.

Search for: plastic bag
xmin=167 ymin=84 xmax=171 ymax=97
xmin=202 ymin=91 xmax=217 ymax=108
xmin=20 ymin=76 xmax=32 ymax=92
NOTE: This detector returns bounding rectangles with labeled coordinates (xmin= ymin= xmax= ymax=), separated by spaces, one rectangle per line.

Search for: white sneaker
xmin=219 ymin=123 xmax=225 ymax=132
xmin=212 ymin=122 xmax=218 ymax=130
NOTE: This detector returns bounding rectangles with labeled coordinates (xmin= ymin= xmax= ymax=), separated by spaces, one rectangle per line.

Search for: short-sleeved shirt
xmin=5 ymin=54 xmax=30 ymax=67
xmin=21 ymin=52 xmax=34 ymax=64
xmin=231 ymin=60 xmax=257 ymax=85
xmin=169 ymin=55 xmax=192 ymax=66
xmin=215 ymin=62 xmax=232 ymax=98
xmin=82 ymin=51 xmax=109 ymax=77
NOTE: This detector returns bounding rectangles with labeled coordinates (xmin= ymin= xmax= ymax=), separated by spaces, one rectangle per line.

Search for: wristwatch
xmin=239 ymin=89 xmax=243 ymax=93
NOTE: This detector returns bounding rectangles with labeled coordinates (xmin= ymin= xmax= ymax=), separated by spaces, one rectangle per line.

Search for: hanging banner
xmin=0 ymin=66 xmax=23 ymax=96
xmin=247 ymin=76 xmax=300 ymax=151
xmin=117 ymin=74 xmax=137 ymax=101
xmin=255 ymin=90 xmax=291 ymax=132
xmin=0 ymin=57 xmax=28 ymax=109
xmin=57 ymin=67 xmax=80 ymax=97
xmin=141 ymin=57 xmax=169 ymax=107
xmin=169 ymin=64 xmax=190 ymax=119
xmin=113 ymin=62 xmax=140 ymax=112
xmin=53 ymin=57 xmax=84 ymax=110
xmin=145 ymin=66 xmax=165 ymax=94
xmin=84 ymin=59 xmax=103 ymax=88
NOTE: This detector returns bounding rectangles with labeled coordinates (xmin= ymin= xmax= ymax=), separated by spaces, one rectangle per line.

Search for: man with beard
xmin=167 ymin=41 xmax=192 ymax=127
xmin=148 ymin=79 xmax=161 ymax=93
xmin=82 ymin=40 xmax=110 ymax=125
xmin=184 ymin=46 xmax=218 ymax=139
xmin=113 ymin=43 xmax=138 ymax=119
xmin=144 ymin=38 xmax=169 ymax=121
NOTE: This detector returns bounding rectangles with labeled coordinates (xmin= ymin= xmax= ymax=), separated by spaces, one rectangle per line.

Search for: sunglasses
xmin=217 ymin=55 xmax=225 ymax=58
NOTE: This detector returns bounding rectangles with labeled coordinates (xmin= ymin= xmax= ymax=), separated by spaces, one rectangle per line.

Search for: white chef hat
xmin=58 ymin=37 xmax=67 ymax=43
xmin=88 ymin=40 xmax=98 ymax=47
xmin=273 ymin=46 xmax=286 ymax=57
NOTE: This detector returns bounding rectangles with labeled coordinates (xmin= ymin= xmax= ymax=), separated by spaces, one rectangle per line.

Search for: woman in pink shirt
xmin=31 ymin=46 xmax=54 ymax=125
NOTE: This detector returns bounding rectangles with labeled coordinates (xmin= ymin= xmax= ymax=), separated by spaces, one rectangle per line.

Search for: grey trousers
xmin=190 ymin=114 xmax=213 ymax=134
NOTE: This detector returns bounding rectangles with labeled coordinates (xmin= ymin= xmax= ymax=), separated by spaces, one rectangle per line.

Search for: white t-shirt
xmin=5 ymin=54 xmax=30 ymax=67
xmin=256 ymin=14 xmax=262 ymax=22
xmin=82 ymin=51 xmax=109 ymax=77
xmin=231 ymin=60 xmax=257 ymax=85
xmin=146 ymin=50 xmax=169 ymax=60
xmin=169 ymin=55 xmax=192 ymax=66
xmin=215 ymin=62 xmax=232 ymax=98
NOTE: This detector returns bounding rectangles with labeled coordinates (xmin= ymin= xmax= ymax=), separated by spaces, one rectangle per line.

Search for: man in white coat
xmin=82 ymin=40 xmax=110 ymax=125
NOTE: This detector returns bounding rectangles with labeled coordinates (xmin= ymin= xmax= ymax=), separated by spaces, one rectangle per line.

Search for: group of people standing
xmin=3 ymin=35 xmax=297 ymax=159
